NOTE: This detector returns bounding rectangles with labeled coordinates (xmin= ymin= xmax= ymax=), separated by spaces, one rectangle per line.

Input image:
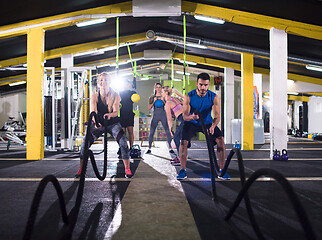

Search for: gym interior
xmin=0 ymin=1 xmax=321 ymax=239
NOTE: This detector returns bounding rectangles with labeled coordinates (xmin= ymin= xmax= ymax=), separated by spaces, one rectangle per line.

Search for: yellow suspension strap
xmin=127 ymin=44 xmax=152 ymax=82
xmin=182 ymin=14 xmax=187 ymax=95
xmin=115 ymin=17 xmax=119 ymax=71
xmin=160 ymin=44 xmax=178 ymax=85
xmin=171 ymin=58 xmax=174 ymax=88
xmin=186 ymin=63 xmax=190 ymax=86
xmin=127 ymin=44 xmax=137 ymax=89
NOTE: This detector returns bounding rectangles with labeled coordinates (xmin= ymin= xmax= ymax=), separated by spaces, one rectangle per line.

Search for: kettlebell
xmin=233 ymin=140 xmax=241 ymax=150
xmin=281 ymin=149 xmax=288 ymax=161
xmin=273 ymin=149 xmax=280 ymax=161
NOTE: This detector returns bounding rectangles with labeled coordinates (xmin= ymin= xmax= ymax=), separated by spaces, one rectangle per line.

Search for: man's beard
xmin=197 ymin=88 xmax=207 ymax=95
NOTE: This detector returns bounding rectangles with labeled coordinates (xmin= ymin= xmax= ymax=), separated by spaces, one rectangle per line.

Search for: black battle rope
xmin=225 ymin=168 xmax=317 ymax=240
xmin=194 ymin=110 xmax=316 ymax=240
xmin=23 ymin=111 xmax=110 ymax=240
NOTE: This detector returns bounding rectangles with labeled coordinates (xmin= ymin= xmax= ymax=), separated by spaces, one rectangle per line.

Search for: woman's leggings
xmin=173 ymin=114 xmax=184 ymax=155
xmin=80 ymin=122 xmax=129 ymax=160
xmin=148 ymin=108 xmax=172 ymax=148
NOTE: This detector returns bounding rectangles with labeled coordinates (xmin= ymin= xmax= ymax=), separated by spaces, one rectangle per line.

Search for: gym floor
xmin=0 ymin=137 xmax=321 ymax=240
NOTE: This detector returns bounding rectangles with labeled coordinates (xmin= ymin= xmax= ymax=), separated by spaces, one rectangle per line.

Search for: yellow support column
xmin=241 ymin=53 xmax=254 ymax=150
xmin=26 ymin=27 xmax=45 ymax=160
xmin=80 ymin=71 xmax=90 ymax=136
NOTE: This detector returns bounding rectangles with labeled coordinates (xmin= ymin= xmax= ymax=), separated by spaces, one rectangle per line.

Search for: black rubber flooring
xmin=0 ymin=140 xmax=321 ymax=240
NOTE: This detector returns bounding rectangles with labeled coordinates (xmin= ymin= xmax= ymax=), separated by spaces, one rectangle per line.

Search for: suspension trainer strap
xmin=115 ymin=17 xmax=119 ymax=71
xmin=171 ymin=58 xmax=174 ymax=88
xmin=183 ymin=15 xmax=187 ymax=95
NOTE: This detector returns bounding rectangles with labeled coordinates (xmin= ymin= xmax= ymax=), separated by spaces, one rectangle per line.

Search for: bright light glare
xmin=194 ymin=15 xmax=225 ymax=24
xmin=76 ymin=18 xmax=107 ymax=27
xmin=176 ymin=71 xmax=190 ymax=75
xmin=185 ymin=42 xmax=207 ymax=49
xmin=287 ymin=79 xmax=294 ymax=86
xmin=110 ymin=75 xmax=125 ymax=92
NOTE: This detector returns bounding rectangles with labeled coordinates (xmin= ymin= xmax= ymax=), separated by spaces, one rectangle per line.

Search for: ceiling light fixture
xmin=288 ymin=92 xmax=299 ymax=95
xmin=176 ymin=71 xmax=190 ymax=75
xmin=178 ymin=59 xmax=197 ymax=65
xmin=76 ymin=18 xmax=107 ymax=27
xmin=98 ymin=46 xmax=118 ymax=52
xmin=194 ymin=14 xmax=225 ymax=24
xmin=9 ymin=81 xmax=26 ymax=86
xmin=306 ymin=64 xmax=322 ymax=72
xmin=185 ymin=42 xmax=207 ymax=49
xmin=140 ymin=77 xmax=150 ymax=80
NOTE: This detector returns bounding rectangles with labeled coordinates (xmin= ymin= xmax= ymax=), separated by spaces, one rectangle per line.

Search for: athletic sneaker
xmin=125 ymin=168 xmax=133 ymax=178
xmin=176 ymin=168 xmax=187 ymax=180
xmin=75 ymin=167 xmax=82 ymax=178
xmin=146 ymin=149 xmax=151 ymax=154
xmin=170 ymin=156 xmax=181 ymax=165
xmin=218 ymin=169 xmax=231 ymax=180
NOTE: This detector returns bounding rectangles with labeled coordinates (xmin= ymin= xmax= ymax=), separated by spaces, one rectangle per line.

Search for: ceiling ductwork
xmin=146 ymin=30 xmax=322 ymax=67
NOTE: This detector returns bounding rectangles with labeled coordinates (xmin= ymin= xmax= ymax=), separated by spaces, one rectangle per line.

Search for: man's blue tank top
xmin=188 ymin=89 xmax=216 ymax=125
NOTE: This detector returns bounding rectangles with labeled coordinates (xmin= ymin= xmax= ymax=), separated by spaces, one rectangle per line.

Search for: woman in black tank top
xmin=77 ymin=72 xmax=132 ymax=178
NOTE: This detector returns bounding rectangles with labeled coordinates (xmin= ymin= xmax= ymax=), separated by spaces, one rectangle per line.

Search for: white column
xmin=224 ymin=67 xmax=234 ymax=144
xmin=269 ymin=28 xmax=288 ymax=158
xmin=61 ymin=54 xmax=74 ymax=149
xmin=253 ymin=73 xmax=263 ymax=119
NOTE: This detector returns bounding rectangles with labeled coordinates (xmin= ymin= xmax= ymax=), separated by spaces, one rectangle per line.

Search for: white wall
xmin=0 ymin=92 xmax=26 ymax=128
xmin=308 ymin=96 xmax=322 ymax=133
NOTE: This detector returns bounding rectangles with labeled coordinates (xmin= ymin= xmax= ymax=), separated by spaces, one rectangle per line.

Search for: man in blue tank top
xmin=176 ymin=73 xmax=230 ymax=180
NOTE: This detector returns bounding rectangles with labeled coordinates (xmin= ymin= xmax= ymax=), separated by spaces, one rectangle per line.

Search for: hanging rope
xmin=182 ymin=15 xmax=187 ymax=95
xmin=115 ymin=17 xmax=119 ymax=71
xmin=195 ymin=110 xmax=316 ymax=240
xmin=23 ymin=112 xmax=111 ymax=240
xmin=160 ymin=44 xmax=178 ymax=84
xmin=186 ymin=63 xmax=190 ymax=85
xmin=171 ymin=58 xmax=174 ymax=88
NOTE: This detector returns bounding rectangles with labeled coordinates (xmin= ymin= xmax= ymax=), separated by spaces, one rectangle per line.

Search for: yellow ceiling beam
xmin=0 ymin=2 xmax=132 ymax=39
xmin=1 ymin=1 xmax=320 ymax=41
xmin=45 ymin=33 xmax=146 ymax=60
xmin=0 ymin=52 xmax=145 ymax=86
xmin=0 ymin=74 xmax=27 ymax=86
xmin=173 ymin=53 xmax=321 ymax=85
xmin=288 ymin=95 xmax=310 ymax=102
xmin=0 ymin=32 xmax=147 ymax=68
xmin=306 ymin=93 xmax=322 ymax=97
xmin=288 ymin=73 xmax=322 ymax=85
xmin=182 ymin=1 xmax=322 ymax=41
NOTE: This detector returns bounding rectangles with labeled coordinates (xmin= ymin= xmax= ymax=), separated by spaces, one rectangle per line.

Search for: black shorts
xmin=120 ymin=112 xmax=135 ymax=128
xmin=181 ymin=121 xmax=223 ymax=142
